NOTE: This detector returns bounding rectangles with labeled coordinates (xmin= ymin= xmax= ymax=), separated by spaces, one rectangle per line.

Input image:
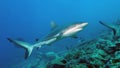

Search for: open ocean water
xmin=0 ymin=0 xmax=120 ymax=68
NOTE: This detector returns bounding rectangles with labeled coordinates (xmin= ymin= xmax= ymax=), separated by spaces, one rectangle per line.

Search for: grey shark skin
xmin=7 ymin=22 xmax=88 ymax=59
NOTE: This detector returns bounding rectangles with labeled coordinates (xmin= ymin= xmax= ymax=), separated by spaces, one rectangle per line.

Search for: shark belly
xmin=62 ymin=28 xmax=83 ymax=37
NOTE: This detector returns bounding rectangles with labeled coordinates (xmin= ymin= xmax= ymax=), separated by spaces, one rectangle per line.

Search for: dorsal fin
xmin=51 ymin=21 xmax=57 ymax=30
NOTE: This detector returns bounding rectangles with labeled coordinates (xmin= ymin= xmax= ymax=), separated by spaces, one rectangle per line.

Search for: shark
xmin=99 ymin=21 xmax=120 ymax=40
xmin=99 ymin=21 xmax=116 ymax=36
xmin=7 ymin=22 xmax=88 ymax=59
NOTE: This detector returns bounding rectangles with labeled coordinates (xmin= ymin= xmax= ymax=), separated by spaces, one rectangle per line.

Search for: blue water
xmin=0 ymin=0 xmax=120 ymax=68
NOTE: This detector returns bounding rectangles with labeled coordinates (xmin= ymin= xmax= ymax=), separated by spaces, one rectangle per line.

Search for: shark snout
xmin=79 ymin=22 xmax=88 ymax=28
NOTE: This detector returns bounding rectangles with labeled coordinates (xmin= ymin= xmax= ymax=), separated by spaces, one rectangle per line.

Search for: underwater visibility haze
xmin=0 ymin=0 xmax=120 ymax=68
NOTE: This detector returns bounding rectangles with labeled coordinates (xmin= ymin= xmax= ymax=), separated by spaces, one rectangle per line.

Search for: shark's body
xmin=8 ymin=22 xmax=88 ymax=59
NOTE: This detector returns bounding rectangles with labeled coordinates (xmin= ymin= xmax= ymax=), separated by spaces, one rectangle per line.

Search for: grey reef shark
xmin=7 ymin=21 xmax=88 ymax=59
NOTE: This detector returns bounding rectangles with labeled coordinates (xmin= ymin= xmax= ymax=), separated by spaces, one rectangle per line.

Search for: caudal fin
xmin=99 ymin=21 xmax=116 ymax=36
xmin=7 ymin=38 xmax=34 ymax=59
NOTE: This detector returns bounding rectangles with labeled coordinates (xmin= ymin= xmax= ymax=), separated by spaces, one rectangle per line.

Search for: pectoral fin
xmin=71 ymin=35 xmax=78 ymax=39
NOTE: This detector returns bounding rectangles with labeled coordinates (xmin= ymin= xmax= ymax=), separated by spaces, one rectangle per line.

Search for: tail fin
xmin=99 ymin=21 xmax=116 ymax=36
xmin=7 ymin=38 xmax=34 ymax=59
